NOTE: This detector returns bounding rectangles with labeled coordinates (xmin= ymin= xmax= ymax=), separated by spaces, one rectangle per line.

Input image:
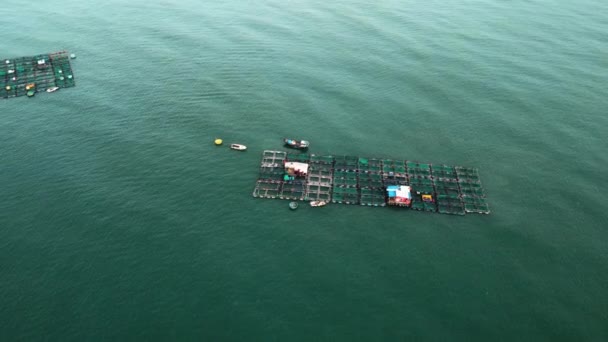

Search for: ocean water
xmin=1 ymin=0 xmax=607 ymax=340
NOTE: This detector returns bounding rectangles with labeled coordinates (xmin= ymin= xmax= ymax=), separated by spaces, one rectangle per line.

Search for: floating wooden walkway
xmin=253 ymin=150 xmax=490 ymax=215
xmin=2 ymin=51 xmax=75 ymax=99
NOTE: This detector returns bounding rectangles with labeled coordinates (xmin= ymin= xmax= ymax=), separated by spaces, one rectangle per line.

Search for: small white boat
xmin=310 ymin=200 xmax=327 ymax=207
xmin=46 ymin=87 xmax=59 ymax=93
xmin=230 ymin=144 xmax=247 ymax=151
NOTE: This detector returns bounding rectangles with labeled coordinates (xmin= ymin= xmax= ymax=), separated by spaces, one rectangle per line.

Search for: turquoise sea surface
xmin=1 ymin=0 xmax=607 ymax=340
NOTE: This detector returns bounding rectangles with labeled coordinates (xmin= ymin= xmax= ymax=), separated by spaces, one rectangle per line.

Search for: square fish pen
xmin=431 ymin=165 xmax=464 ymax=215
xmin=2 ymin=51 xmax=75 ymax=99
xmin=253 ymin=150 xmax=490 ymax=216
xmin=382 ymin=159 xmax=408 ymax=185
xmin=357 ymin=158 xmax=385 ymax=206
xmin=332 ymin=155 xmax=360 ymax=204
xmin=306 ymin=154 xmax=334 ymax=202
xmin=456 ymin=167 xmax=490 ymax=214
xmin=252 ymin=151 xmax=286 ymax=199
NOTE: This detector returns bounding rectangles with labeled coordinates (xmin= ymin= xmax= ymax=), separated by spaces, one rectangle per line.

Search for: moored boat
xmin=46 ymin=86 xmax=59 ymax=93
xmin=284 ymin=138 xmax=309 ymax=150
xmin=310 ymin=200 xmax=327 ymax=207
xmin=230 ymin=143 xmax=247 ymax=151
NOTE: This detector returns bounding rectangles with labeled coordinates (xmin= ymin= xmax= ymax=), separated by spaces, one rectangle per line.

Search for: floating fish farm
xmin=2 ymin=51 xmax=75 ymax=99
xmin=253 ymin=150 xmax=490 ymax=215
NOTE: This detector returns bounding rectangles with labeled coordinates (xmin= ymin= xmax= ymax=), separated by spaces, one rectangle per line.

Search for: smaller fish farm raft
xmin=2 ymin=51 xmax=75 ymax=99
xmin=253 ymin=150 xmax=490 ymax=216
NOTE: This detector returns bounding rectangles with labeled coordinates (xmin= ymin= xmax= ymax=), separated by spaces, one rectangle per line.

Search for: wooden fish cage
xmin=253 ymin=150 xmax=490 ymax=216
xmin=2 ymin=51 xmax=76 ymax=99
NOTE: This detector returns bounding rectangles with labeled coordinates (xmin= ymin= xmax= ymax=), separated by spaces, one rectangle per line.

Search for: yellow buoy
xmin=5 ymin=86 xmax=10 ymax=91
xmin=214 ymin=138 xmax=223 ymax=146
